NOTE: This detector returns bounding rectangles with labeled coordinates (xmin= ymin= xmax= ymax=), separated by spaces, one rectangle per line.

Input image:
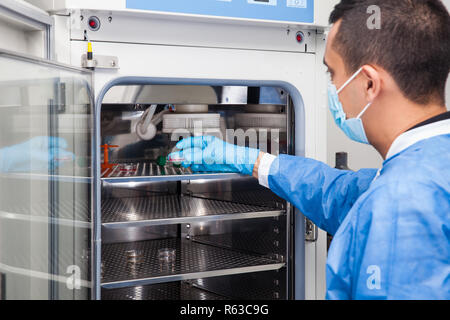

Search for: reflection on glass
xmin=0 ymin=54 xmax=92 ymax=300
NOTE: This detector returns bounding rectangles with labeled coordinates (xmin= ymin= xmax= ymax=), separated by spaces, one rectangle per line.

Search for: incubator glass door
xmin=0 ymin=51 xmax=93 ymax=300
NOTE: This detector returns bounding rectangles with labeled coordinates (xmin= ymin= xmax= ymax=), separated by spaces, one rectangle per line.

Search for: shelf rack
xmin=102 ymin=194 xmax=284 ymax=229
xmin=101 ymin=281 xmax=229 ymax=300
xmin=101 ymin=238 xmax=285 ymax=289
xmin=101 ymin=162 xmax=241 ymax=183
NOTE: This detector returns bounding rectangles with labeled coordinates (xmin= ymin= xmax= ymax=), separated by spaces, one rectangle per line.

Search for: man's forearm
xmin=252 ymin=151 xmax=265 ymax=179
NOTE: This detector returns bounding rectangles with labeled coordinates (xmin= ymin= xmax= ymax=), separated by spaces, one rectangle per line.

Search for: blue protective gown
xmin=266 ymin=134 xmax=450 ymax=299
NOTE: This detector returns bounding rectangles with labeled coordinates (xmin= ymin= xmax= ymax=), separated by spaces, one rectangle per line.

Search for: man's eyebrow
xmin=323 ymin=59 xmax=333 ymax=74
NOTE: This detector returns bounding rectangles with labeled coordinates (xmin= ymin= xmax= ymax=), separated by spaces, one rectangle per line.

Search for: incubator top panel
xmin=25 ymin=0 xmax=338 ymax=27
xmin=125 ymin=0 xmax=315 ymax=24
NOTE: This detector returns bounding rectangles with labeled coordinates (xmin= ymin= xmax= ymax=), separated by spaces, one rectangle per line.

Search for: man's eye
xmin=326 ymin=70 xmax=334 ymax=81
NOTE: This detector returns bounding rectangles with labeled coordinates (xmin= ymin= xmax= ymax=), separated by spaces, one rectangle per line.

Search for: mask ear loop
xmin=357 ymin=102 xmax=372 ymax=119
xmin=337 ymin=67 xmax=364 ymax=94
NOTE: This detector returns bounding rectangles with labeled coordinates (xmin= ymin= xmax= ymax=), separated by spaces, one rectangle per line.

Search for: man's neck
xmin=369 ymin=101 xmax=447 ymax=159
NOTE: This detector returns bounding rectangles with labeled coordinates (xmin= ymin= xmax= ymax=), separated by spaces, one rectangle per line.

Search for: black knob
xmin=335 ymin=152 xmax=350 ymax=170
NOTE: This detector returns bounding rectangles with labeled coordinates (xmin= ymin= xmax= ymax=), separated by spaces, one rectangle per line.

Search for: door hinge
xmin=81 ymin=54 xmax=119 ymax=70
xmin=305 ymin=217 xmax=318 ymax=242
xmin=58 ymin=82 xmax=66 ymax=113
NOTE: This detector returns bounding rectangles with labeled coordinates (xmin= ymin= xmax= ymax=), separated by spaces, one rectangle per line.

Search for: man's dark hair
xmin=329 ymin=0 xmax=450 ymax=105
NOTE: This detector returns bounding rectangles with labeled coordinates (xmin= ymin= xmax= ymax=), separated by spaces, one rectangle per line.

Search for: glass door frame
xmin=0 ymin=48 xmax=95 ymax=300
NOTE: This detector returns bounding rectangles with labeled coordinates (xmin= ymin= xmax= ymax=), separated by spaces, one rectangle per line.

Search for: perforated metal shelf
xmin=101 ymin=162 xmax=240 ymax=183
xmin=192 ymin=232 xmax=284 ymax=258
xmin=102 ymin=282 xmax=229 ymax=300
xmin=190 ymin=273 xmax=284 ymax=300
xmin=102 ymin=195 xmax=284 ymax=228
xmin=101 ymin=238 xmax=284 ymax=289
xmin=191 ymin=189 xmax=286 ymax=209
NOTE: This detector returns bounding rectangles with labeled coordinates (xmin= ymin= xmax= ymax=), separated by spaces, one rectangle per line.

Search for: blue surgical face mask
xmin=328 ymin=67 xmax=372 ymax=144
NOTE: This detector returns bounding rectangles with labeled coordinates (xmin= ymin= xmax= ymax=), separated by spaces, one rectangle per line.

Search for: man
xmin=170 ymin=0 xmax=450 ymax=299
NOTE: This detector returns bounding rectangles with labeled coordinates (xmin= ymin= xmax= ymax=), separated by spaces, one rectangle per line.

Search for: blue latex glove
xmin=0 ymin=136 xmax=75 ymax=173
xmin=169 ymin=136 xmax=260 ymax=175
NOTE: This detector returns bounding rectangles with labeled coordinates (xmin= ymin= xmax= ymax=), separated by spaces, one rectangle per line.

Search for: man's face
xmin=324 ymin=20 xmax=367 ymax=119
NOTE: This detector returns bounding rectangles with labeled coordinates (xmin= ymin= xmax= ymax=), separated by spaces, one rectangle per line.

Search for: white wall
xmin=327 ymin=112 xmax=383 ymax=170
xmin=445 ymin=0 xmax=450 ymax=13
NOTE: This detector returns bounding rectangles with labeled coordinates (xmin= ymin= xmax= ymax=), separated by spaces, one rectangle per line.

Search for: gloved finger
xmin=191 ymin=164 xmax=225 ymax=172
xmin=31 ymin=147 xmax=75 ymax=165
xmin=49 ymin=137 xmax=69 ymax=149
xmin=51 ymin=149 xmax=75 ymax=163
xmin=181 ymin=162 xmax=190 ymax=169
xmin=169 ymin=148 xmax=196 ymax=168
xmin=168 ymin=150 xmax=193 ymax=168
xmin=191 ymin=164 xmax=216 ymax=172
xmin=30 ymin=150 xmax=51 ymax=163
xmin=216 ymin=166 xmax=241 ymax=173
xmin=176 ymin=136 xmax=214 ymax=150
xmin=180 ymin=147 xmax=204 ymax=165
xmin=36 ymin=148 xmax=74 ymax=167
xmin=190 ymin=164 xmax=205 ymax=172
xmin=31 ymin=136 xmax=69 ymax=149
xmin=167 ymin=151 xmax=183 ymax=162
xmin=191 ymin=164 xmax=238 ymax=173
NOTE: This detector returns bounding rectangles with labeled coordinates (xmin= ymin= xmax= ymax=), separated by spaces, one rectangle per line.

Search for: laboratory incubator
xmin=0 ymin=0 xmax=336 ymax=300
xmin=98 ymin=86 xmax=293 ymax=300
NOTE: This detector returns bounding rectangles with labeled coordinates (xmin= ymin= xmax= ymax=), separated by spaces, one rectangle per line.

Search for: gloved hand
xmin=0 ymin=136 xmax=75 ymax=173
xmin=169 ymin=136 xmax=260 ymax=175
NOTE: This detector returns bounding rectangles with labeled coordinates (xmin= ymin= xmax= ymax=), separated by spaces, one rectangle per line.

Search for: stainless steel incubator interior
xmin=98 ymin=84 xmax=295 ymax=300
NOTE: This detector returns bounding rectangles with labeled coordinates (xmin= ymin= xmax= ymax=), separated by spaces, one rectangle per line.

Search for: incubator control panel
xmin=126 ymin=0 xmax=315 ymax=24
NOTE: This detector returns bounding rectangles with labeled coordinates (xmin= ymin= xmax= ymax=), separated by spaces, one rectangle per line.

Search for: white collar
xmin=385 ymin=118 xmax=450 ymax=160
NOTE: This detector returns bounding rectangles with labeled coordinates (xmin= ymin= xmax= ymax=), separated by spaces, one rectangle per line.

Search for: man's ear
xmin=361 ymin=65 xmax=381 ymax=103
